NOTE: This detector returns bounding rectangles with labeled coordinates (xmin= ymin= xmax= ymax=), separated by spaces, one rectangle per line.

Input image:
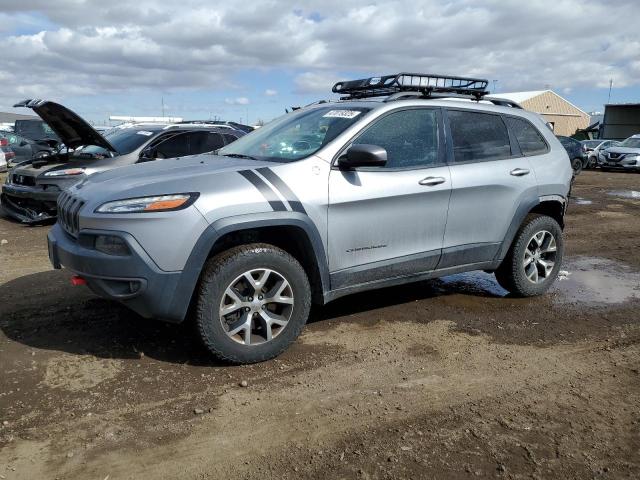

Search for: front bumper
xmin=1 ymin=183 xmax=60 ymax=223
xmin=47 ymin=223 xmax=189 ymax=322
xmin=599 ymin=157 xmax=640 ymax=170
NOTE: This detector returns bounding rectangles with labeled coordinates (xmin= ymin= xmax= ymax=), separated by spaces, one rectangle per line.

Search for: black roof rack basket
xmin=332 ymin=73 xmax=489 ymax=100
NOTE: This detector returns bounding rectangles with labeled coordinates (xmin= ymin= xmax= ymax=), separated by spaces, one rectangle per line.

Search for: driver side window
xmin=352 ymin=109 xmax=440 ymax=169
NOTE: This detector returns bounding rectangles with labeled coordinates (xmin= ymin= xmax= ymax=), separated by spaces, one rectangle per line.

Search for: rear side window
xmin=447 ymin=110 xmax=511 ymax=163
xmin=222 ymin=133 xmax=239 ymax=145
xmin=352 ymin=108 xmax=440 ymax=169
xmin=190 ymin=132 xmax=224 ymax=154
xmin=154 ymin=133 xmax=191 ymax=158
xmin=504 ymin=116 xmax=548 ymax=156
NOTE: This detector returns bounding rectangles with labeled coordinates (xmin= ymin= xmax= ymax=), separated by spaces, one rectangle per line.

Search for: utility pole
xmin=161 ymin=96 xmax=165 ymax=118
xmin=607 ymin=79 xmax=613 ymax=104
xmin=492 ymin=80 xmax=498 ymax=93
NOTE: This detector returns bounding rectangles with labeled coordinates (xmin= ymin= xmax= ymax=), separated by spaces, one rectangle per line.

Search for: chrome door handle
xmin=419 ymin=176 xmax=446 ymax=186
xmin=510 ymin=168 xmax=530 ymax=177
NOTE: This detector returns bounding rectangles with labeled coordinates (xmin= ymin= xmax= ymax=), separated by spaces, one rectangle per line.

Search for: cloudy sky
xmin=2 ymin=0 xmax=639 ymax=124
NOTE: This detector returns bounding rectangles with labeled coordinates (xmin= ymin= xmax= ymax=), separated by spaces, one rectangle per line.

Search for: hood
xmin=605 ymin=146 xmax=640 ymax=155
xmin=14 ymin=99 xmax=116 ymax=152
xmin=71 ymin=153 xmax=281 ymax=202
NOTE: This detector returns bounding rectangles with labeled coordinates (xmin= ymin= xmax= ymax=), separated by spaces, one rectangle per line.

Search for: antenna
xmin=607 ymin=79 xmax=613 ymax=104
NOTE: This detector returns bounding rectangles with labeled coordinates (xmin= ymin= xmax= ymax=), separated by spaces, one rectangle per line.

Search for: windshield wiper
xmin=223 ymin=153 xmax=259 ymax=160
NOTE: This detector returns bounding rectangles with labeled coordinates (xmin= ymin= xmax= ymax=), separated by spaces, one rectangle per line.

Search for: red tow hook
xmin=71 ymin=275 xmax=87 ymax=286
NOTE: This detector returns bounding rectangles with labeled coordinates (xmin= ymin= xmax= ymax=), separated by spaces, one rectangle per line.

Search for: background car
xmin=1 ymin=99 xmax=245 ymax=223
xmin=0 ymin=148 xmax=6 ymax=172
xmin=599 ymin=134 xmax=640 ymax=172
xmin=581 ymin=139 xmax=612 ymax=168
xmin=13 ymin=118 xmax=60 ymax=143
xmin=0 ymin=132 xmax=57 ymax=166
xmin=587 ymin=140 xmax=621 ymax=167
xmin=557 ymin=136 xmax=586 ymax=174
xmin=0 ymin=138 xmax=16 ymax=170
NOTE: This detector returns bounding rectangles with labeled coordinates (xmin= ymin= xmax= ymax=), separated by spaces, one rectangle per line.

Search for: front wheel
xmin=495 ymin=214 xmax=564 ymax=297
xmin=195 ymin=243 xmax=311 ymax=364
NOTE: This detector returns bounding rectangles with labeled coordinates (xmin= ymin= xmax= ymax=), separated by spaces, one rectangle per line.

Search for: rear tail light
xmin=0 ymin=138 xmax=7 ymax=146
xmin=4 ymin=151 xmax=15 ymax=160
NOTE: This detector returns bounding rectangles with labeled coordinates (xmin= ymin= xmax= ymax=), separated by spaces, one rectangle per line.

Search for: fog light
xmin=94 ymin=235 xmax=130 ymax=256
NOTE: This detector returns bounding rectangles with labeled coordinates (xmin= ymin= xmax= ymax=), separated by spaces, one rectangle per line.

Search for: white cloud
xmin=1 ymin=0 xmax=639 ymax=111
xmin=294 ymin=71 xmax=342 ymax=94
xmin=225 ymin=97 xmax=250 ymax=105
xmin=265 ymin=89 xmax=278 ymax=96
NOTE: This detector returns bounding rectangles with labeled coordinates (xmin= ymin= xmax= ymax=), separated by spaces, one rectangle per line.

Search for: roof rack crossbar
xmin=332 ymin=73 xmax=489 ymax=100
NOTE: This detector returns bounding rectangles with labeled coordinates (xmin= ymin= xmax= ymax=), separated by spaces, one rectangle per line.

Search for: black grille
xmin=608 ymin=153 xmax=623 ymax=160
xmin=12 ymin=174 xmax=36 ymax=186
xmin=57 ymin=191 xmax=84 ymax=237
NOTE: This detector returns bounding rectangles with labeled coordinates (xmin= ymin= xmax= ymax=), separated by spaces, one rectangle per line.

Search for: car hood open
xmin=13 ymin=99 xmax=116 ymax=152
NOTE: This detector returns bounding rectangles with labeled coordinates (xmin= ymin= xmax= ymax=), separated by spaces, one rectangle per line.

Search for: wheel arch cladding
xmin=494 ymin=197 xmax=565 ymax=265
xmin=171 ymin=212 xmax=330 ymax=321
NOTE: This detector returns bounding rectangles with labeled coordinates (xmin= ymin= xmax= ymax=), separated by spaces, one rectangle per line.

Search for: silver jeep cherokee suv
xmin=47 ymin=73 xmax=572 ymax=364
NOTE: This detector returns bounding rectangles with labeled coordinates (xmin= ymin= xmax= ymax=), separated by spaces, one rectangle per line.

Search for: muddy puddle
xmin=553 ymin=257 xmax=640 ymax=305
xmin=435 ymin=257 xmax=640 ymax=306
xmin=608 ymin=190 xmax=640 ymax=199
xmin=572 ymin=197 xmax=593 ymax=205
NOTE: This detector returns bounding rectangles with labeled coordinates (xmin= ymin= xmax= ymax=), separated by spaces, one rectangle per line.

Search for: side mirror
xmin=338 ymin=144 xmax=387 ymax=169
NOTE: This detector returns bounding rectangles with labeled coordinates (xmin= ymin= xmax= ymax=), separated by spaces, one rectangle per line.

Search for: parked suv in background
xmin=1 ymin=100 xmax=245 ymax=223
xmin=47 ymin=73 xmax=572 ymax=364
xmin=599 ymin=134 xmax=640 ymax=171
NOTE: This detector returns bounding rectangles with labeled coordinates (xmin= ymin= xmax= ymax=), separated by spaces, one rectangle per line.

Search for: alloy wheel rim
xmin=523 ymin=230 xmax=557 ymax=284
xmin=219 ymin=268 xmax=294 ymax=346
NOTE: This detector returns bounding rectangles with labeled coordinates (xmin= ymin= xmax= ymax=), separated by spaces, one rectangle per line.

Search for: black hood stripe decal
xmin=256 ymin=167 xmax=307 ymax=215
xmin=238 ymin=170 xmax=286 ymax=211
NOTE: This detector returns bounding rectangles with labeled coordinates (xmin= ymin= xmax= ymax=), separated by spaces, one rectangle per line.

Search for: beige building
xmin=491 ymin=90 xmax=590 ymax=136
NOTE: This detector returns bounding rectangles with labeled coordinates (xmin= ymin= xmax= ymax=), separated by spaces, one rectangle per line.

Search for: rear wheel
xmin=495 ymin=214 xmax=564 ymax=297
xmin=571 ymin=158 xmax=583 ymax=175
xmin=195 ymin=243 xmax=311 ymax=364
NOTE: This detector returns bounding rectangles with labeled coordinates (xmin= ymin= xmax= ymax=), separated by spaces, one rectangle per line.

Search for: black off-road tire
xmin=495 ymin=214 xmax=564 ymax=297
xmin=571 ymin=158 xmax=583 ymax=175
xmin=195 ymin=243 xmax=311 ymax=364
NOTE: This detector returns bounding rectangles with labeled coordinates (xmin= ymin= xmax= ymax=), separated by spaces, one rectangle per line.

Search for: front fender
xmin=166 ymin=211 xmax=330 ymax=321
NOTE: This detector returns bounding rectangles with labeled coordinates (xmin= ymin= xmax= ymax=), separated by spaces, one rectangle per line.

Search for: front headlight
xmin=44 ymin=168 xmax=85 ymax=177
xmin=95 ymin=193 xmax=199 ymax=214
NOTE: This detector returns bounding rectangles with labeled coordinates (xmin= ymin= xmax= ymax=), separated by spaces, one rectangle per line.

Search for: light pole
xmin=492 ymin=80 xmax=498 ymax=93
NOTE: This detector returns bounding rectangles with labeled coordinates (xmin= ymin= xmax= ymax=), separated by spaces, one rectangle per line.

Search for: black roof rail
xmin=482 ymin=96 xmax=523 ymax=109
xmin=332 ymin=73 xmax=489 ymax=100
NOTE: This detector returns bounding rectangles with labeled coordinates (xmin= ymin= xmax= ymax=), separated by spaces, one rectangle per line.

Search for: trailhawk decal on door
xmin=346 ymin=244 xmax=388 ymax=253
xmin=238 ymin=168 xmax=307 ymax=215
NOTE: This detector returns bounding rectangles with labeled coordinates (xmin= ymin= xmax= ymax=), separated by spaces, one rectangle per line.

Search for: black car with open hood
xmin=1 ymin=100 xmax=246 ymax=223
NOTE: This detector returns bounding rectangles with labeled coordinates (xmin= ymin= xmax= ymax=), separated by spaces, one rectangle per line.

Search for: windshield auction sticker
xmin=323 ymin=110 xmax=362 ymax=119
xmin=136 ymin=131 xmax=154 ymax=136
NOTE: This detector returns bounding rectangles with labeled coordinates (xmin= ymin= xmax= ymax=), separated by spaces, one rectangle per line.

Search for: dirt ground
xmin=1 ymin=170 xmax=639 ymax=479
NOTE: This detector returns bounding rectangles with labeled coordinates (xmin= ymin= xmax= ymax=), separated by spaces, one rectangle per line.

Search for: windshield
xmin=75 ymin=128 xmax=159 ymax=157
xmin=218 ymin=106 xmax=371 ymax=162
xmin=620 ymin=137 xmax=640 ymax=148
xmin=582 ymin=140 xmax=601 ymax=147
